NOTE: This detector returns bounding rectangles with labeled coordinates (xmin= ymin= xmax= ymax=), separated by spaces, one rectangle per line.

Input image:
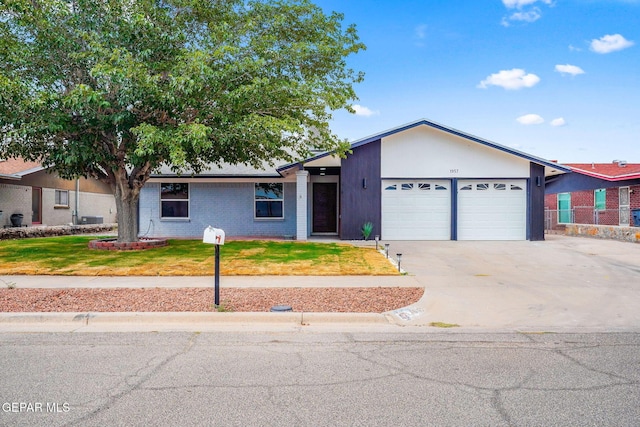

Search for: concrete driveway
xmin=386 ymin=234 xmax=640 ymax=331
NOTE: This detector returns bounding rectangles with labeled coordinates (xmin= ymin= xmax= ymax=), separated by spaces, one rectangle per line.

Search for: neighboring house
xmin=140 ymin=119 xmax=569 ymax=241
xmin=545 ymin=161 xmax=640 ymax=228
xmin=0 ymin=158 xmax=117 ymax=227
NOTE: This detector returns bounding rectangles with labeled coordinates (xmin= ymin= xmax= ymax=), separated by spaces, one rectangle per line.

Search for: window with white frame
xmin=255 ymin=183 xmax=283 ymax=219
xmin=55 ymin=189 xmax=69 ymax=207
xmin=161 ymin=183 xmax=189 ymax=218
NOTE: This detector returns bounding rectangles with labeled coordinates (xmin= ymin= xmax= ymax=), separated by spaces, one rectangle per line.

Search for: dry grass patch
xmin=0 ymin=237 xmax=399 ymax=276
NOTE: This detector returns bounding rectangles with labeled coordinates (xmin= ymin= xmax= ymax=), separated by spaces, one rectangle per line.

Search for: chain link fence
xmin=545 ymin=207 xmax=636 ymax=231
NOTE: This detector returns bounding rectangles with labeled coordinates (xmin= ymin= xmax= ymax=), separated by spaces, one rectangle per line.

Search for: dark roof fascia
xmin=349 ymin=119 xmax=572 ymax=172
xmin=278 ymin=118 xmax=572 ymax=174
xmin=277 ymin=152 xmax=334 ymax=174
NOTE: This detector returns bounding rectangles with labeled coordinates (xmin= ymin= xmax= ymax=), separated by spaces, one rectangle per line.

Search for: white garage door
xmin=382 ymin=180 xmax=451 ymax=240
xmin=457 ymin=180 xmax=527 ymax=240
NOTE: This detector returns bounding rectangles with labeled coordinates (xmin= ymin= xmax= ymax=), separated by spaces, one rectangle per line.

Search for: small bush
xmin=361 ymin=222 xmax=374 ymax=240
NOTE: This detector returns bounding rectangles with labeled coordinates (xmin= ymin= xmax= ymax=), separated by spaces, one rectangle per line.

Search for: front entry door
xmin=32 ymin=187 xmax=42 ymax=224
xmin=313 ymin=183 xmax=337 ymax=233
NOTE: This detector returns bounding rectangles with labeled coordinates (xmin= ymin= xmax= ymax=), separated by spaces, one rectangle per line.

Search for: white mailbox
xmin=203 ymin=226 xmax=225 ymax=245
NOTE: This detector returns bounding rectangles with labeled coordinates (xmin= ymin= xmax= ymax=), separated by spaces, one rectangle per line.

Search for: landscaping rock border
xmin=88 ymin=237 xmax=168 ymax=251
xmin=564 ymin=224 xmax=640 ymax=243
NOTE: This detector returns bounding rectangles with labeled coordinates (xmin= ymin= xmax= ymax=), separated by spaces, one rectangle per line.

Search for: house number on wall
xmin=449 ymin=169 xmax=459 ymax=174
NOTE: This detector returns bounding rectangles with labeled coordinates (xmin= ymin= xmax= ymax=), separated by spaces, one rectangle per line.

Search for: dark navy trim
xmin=350 ymin=119 xmax=571 ymax=172
xmin=277 ymin=151 xmax=337 ymax=174
xmin=526 ymin=178 xmax=531 ymax=240
xmin=451 ymin=178 xmax=458 ymax=241
xmin=279 ymin=118 xmax=572 ymax=174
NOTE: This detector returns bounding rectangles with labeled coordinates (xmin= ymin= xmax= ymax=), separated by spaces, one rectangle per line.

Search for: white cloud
xmin=590 ymin=34 xmax=634 ymax=54
xmin=477 ymin=68 xmax=541 ymax=90
xmin=352 ymin=105 xmax=379 ymax=117
xmin=502 ymin=0 xmax=552 ymax=8
xmin=508 ymin=9 xmax=542 ymax=23
xmin=502 ymin=0 xmax=553 ymax=26
xmin=550 ymin=117 xmax=566 ymax=127
xmin=414 ymin=24 xmax=427 ymax=40
xmin=517 ymin=114 xmax=544 ymax=125
xmin=555 ymin=64 xmax=585 ymax=76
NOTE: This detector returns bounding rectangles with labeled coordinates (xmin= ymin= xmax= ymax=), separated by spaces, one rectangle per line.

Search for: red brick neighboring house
xmin=0 ymin=157 xmax=116 ymax=227
xmin=545 ymin=161 xmax=640 ymax=229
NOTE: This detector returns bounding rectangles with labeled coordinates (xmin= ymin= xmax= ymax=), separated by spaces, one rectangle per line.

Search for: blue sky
xmin=315 ymin=0 xmax=639 ymax=163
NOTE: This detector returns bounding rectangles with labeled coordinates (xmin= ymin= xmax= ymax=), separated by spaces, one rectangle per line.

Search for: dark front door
xmin=313 ymin=183 xmax=337 ymax=233
xmin=32 ymin=187 xmax=42 ymax=224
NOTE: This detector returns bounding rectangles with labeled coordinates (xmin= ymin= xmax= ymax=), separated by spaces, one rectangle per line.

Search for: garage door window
xmin=494 ymin=183 xmax=506 ymax=190
xmin=401 ymin=183 xmax=413 ymax=190
xmin=385 ymin=184 xmax=397 ymax=191
xmin=511 ymin=184 xmax=523 ymax=191
xmin=460 ymin=184 xmax=472 ymax=191
xmin=477 ymin=183 xmax=489 ymax=190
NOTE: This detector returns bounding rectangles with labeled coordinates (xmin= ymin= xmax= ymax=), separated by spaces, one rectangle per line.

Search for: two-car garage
xmin=381 ymin=179 xmax=527 ymax=241
xmin=331 ymin=119 xmax=568 ymax=242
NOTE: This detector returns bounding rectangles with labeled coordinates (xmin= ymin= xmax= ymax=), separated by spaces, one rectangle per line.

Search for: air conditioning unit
xmin=81 ymin=216 xmax=104 ymax=224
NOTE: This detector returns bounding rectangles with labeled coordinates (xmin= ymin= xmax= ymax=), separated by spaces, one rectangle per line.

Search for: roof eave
xmin=0 ymin=173 xmax=21 ymax=180
xmin=288 ymin=118 xmax=571 ymax=173
xmin=150 ymin=172 xmax=284 ymax=179
xmin=569 ymin=168 xmax=640 ymax=181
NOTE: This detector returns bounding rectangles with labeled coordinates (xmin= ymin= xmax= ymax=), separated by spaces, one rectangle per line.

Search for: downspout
xmin=75 ymin=179 xmax=80 ymax=225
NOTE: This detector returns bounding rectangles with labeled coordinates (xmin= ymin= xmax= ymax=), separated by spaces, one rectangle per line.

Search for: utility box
xmin=632 ymin=209 xmax=640 ymax=227
xmin=203 ymin=226 xmax=225 ymax=245
xmin=81 ymin=216 xmax=104 ymax=224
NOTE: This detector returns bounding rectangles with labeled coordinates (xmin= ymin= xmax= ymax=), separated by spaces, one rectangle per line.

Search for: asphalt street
xmin=1 ymin=331 xmax=639 ymax=427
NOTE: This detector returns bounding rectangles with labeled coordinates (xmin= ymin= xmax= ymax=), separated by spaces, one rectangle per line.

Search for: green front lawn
xmin=0 ymin=236 xmax=398 ymax=276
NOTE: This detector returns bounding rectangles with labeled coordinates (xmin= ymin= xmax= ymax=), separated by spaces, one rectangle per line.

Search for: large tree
xmin=0 ymin=0 xmax=364 ymax=242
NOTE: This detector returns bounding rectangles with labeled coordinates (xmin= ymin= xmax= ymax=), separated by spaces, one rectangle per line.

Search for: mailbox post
xmin=203 ymin=226 xmax=225 ymax=307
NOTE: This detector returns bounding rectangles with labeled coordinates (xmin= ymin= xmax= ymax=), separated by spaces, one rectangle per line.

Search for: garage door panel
xmin=457 ymin=179 xmax=526 ymax=241
xmin=382 ymin=180 xmax=451 ymax=240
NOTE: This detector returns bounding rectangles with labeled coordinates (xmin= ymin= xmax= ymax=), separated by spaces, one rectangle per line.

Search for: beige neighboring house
xmin=0 ymin=158 xmax=116 ymax=227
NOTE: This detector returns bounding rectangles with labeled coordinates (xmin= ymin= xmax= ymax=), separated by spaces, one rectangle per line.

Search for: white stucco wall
xmin=381 ymin=125 xmax=530 ymax=179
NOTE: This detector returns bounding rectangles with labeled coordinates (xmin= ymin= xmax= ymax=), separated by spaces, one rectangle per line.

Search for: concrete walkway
xmin=0 ymin=274 xmax=416 ymax=289
xmin=2 ymin=234 xmax=640 ymax=332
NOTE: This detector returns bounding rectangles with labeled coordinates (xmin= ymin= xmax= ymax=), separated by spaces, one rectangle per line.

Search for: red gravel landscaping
xmin=0 ymin=287 xmax=424 ymax=313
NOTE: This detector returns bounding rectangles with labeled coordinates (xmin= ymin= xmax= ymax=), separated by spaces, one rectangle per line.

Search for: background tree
xmin=0 ymin=0 xmax=364 ymax=242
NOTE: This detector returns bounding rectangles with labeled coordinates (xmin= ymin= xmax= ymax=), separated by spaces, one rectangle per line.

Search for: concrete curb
xmin=0 ymin=312 xmax=391 ymax=326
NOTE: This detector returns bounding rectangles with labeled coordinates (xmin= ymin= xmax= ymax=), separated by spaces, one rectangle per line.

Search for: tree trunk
xmin=113 ymin=173 xmax=140 ymax=243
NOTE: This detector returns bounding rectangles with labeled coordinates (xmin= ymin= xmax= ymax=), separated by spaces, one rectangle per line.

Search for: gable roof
xmin=564 ymin=162 xmax=640 ymax=182
xmin=279 ymin=118 xmax=572 ymax=175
